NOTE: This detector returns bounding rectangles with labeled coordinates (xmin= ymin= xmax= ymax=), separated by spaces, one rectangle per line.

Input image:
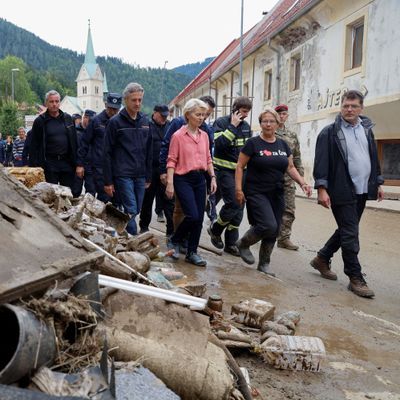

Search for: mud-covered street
xmin=152 ymin=197 xmax=400 ymax=400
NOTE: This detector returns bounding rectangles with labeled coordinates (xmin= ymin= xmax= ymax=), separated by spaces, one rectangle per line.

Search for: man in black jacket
xmin=76 ymin=93 xmax=122 ymax=202
xmin=29 ymin=90 xmax=77 ymax=191
xmin=103 ymin=82 xmax=152 ymax=236
xmin=139 ymin=104 xmax=174 ymax=236
xmin=311 ymin=90 xmax=384 ymax=298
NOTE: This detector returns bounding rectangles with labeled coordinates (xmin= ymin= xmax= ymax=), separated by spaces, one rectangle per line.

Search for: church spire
xmin=84 ymin=19 xmax=96 ymax=65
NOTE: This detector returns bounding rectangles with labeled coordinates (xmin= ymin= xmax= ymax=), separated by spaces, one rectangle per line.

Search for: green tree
xmin=0 ymin=100 xmax=23 ymax=136
xmin=0 ymin=55 xmax=37 ymax=104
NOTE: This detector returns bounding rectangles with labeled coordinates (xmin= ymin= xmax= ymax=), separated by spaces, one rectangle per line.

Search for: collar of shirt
xmin=341 ymin=117 xmax=362 ymax=129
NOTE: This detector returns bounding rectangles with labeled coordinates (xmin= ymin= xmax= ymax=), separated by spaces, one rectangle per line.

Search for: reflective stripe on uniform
xmin=227 ymin=224 xmax=239 ymax=231
xmin=217 ymin=216 xmax=230 ymax=226
xmin=214 ymin=129 xmax=235 ymax=142
xmin=213 ymin=157 xmax=237 ymax=169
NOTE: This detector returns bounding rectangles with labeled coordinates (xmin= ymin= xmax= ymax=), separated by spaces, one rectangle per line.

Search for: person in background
xmin=72 ymin=109 xmax=96 ymax=197
xmin=12 ymin=127 xmax=26 ymax=166
xmin=207 ymin=96 xmax=252 ymax=256
xmin=139 ymin=104 xmax=174 ymax=237
xmin=0 ymin=133 xmax=5 ymax=165
xmin=29 ymin=90 xmax=78 ymax=190
xmin=235 ymin=108 xmax=311 ymax=276
xmin=76 ymin=93 xmax=122 ymax=203
xmin=103 ymin=83 xmax=152 ymax=236
xmin=274 ymin=104 xmax=304 ymax=250
xmin=4 ymin=135 xmax=13 ymax=166
xmin=166 ymin=98 xmax=217 ymax=267
xmin=72 ymin=113 xmax=82 ymax=128
xmin=311 ymin=90 xmax=384 ymax=298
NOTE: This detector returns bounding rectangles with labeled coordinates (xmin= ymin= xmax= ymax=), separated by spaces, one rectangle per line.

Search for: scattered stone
xmin=261 ymin=321 xmax=293 ymax=336
xmin=116 ymin=251 xmax=150 ymax=275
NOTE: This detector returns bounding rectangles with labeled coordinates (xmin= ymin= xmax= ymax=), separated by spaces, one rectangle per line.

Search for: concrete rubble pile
xmin=0 ymin=167 xmax=252 ymax=400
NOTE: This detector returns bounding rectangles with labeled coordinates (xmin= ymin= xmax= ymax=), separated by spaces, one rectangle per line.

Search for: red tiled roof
xmin=172 ymin=0 xmax=320 ymax=104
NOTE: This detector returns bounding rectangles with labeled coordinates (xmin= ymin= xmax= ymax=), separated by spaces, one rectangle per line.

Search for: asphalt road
xmin=151 ymin=197 xmax=400 ymax=400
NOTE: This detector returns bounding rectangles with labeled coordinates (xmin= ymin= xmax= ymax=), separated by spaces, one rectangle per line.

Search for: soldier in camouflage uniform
xmin=274 ymin=104 xmax=304 ymax=250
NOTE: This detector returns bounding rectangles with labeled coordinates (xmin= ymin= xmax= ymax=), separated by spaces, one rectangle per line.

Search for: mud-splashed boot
xmin=257 ymin=239 xmax=276 ymax=276
xmin=235 ymin=228 xmax=261 ymax=265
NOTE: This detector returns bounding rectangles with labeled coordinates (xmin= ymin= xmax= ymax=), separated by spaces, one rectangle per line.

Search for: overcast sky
xmin=2 ymin=0 xmax=279 ymax=69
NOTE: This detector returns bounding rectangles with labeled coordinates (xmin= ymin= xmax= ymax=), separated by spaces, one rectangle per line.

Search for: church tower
xmin=76 ymin=21 xmax=104 ymax=113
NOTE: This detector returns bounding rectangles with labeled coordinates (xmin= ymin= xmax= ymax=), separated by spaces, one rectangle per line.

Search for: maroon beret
xmin=275 ymin=104 xmax=288 ymax=112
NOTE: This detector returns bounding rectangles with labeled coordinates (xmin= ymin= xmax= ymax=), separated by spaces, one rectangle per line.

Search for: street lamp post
xmin=11 ymin=68 xmax=20 ymax=102
xmin=160 ymin=60 xmax=168 ymax=103
xmin=239 ymin=0 xmax=244 ymax=96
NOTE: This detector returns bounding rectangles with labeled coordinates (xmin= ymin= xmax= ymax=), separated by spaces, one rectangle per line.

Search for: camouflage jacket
xmin=276 ymin=126 xmax=304 ymax=186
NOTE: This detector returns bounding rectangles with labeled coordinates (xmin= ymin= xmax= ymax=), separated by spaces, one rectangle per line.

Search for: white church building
xmin=60 ymin=23 xmax=108 ymax=115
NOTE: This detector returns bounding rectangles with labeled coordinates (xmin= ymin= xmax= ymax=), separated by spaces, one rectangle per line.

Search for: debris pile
xmin=0 ymin=170 xmax=251 ymax=399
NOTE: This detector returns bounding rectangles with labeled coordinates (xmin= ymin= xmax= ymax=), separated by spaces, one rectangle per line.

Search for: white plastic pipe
xmin=98 ymin=274 xmax=207 ymax=309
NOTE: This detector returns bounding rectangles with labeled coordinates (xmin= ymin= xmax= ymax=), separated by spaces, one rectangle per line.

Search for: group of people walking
xmin=18 ymin=84 xmax=383 ymax=298
xmin=0 ymin=127 xmax=28 ymax=167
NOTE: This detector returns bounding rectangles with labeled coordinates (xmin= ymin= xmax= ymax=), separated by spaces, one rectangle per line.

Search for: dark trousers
xmin=171 ymin=171 xmax=206 ymax=254
xmin=212 ymin=170 xmax=244 ymax=245
xmin=92 ymin=165 xmax=111 ymax=203
xmin=246 ymin=191 xmax=285 ymax=239
xmin=318 ymin=194 xmax=367 ymax=279
xmin=44 ymin=159 xmax=75 ymax=190
xmin=139 ymin=170 xmax=174 ymax=235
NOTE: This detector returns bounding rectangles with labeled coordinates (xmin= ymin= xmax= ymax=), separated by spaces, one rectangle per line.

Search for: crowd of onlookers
xmin=0 ymin=127 xmax=29 ymax=167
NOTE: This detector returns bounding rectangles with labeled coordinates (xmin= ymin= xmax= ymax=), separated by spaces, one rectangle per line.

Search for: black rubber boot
xmin=236 ymin=228 xmax=261 ymax=265
xmin=257 ymin=239 xmax=276 ymax=276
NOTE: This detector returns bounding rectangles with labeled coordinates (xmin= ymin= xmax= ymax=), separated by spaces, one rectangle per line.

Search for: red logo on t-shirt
xmin=263 ymin=149 xmax=272 ymax=156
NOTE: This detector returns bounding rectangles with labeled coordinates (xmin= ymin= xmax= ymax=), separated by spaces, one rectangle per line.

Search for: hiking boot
xmin=224 ymin=245 xmax=240 ymax=257
xmin=310 ymin=255 xmax=337 ymax=280
xmin=257 ymin=263 xmax=276 ymax=277
xmin=207 ymin=226 xmax=224 ymax=249
xmin=348 ymin=277 xmax=375 ymax=298
xmin=157 ymin=212 xmax=166 ymax=223
xmin=236 ymin=228 xmax=261 ymax=265
xmin=185 ymin=252 xmax=207 ymax=267
xmin=277 ymin=239 xmax=299 ymax=250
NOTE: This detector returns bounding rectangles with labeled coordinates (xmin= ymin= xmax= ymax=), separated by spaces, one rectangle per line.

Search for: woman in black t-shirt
xmin=235 ymin=108 xmax=312 ymax=276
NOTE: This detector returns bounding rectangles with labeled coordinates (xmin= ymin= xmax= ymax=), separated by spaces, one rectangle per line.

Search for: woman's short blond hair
xmin=182 ymin=98 xmax=208 ymax=119
xmin=258 ymin=108 xmax=280 ymax=124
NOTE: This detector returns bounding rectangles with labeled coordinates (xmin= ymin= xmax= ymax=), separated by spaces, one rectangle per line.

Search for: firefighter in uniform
xmin=207 ymin=96 xmax=252 ymax=255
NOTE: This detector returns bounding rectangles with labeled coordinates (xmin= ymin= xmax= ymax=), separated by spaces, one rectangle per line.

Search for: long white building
xmin=171 ymin=0 xmax=400 ymax=192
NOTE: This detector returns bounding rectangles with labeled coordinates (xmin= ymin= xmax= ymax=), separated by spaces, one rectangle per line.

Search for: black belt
xmin=46 ymin=154 xmax=68 ymax=160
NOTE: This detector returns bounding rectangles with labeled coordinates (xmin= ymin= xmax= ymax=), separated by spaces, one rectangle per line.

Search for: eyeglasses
xmin=342 ymin=104 xmax=361 ymax=109
xmin=261 ymin=120 xmax=277 ymax=124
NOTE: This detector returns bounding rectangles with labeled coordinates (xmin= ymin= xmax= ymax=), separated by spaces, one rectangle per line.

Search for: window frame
xmin=289 ymin=53 xmax=301 ymax=92
xmin=377 ymin=139 xmax=400 ymax=186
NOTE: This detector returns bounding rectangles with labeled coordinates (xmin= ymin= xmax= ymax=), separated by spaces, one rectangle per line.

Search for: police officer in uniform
xmin=76 ymin=93 xmax=122 ymax=202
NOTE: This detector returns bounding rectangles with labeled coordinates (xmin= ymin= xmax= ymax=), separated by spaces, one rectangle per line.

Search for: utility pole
xmin=239 ymin=0 xmax=244 ymax=96
xmin=11 ymin=68 xmax=20 ymax=102
xmin=160 ymin=60 xmax=168 ymax=103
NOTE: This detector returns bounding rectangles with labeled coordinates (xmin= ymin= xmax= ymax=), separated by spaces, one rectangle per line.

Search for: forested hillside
xmin=0 ymin=18 xmax=210 ymax=112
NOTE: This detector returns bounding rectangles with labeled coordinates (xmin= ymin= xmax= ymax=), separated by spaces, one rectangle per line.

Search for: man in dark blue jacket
xmin=103 ymin=83 xmax=152 ymax=236
xmin=76 ymin=93 xmax=122 ymax=202
xmin=311 ymin=90 xmax=384 ymax=298
xmin=139 ymin=104 xmax=174 ymax=236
